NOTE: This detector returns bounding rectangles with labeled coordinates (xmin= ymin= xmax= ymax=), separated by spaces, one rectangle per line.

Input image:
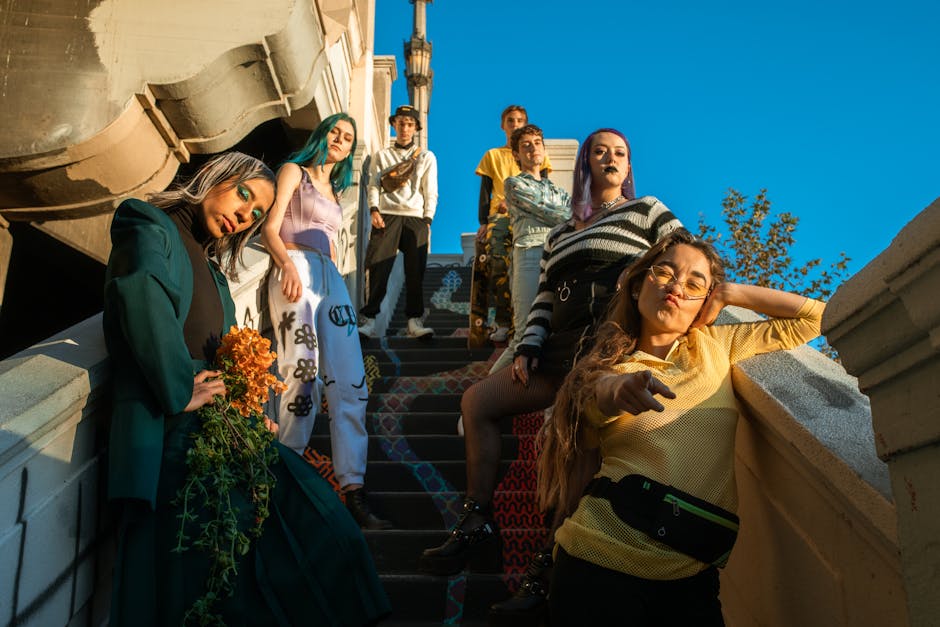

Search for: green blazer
xmin=103 ymin=199 xmax=235 ymax=507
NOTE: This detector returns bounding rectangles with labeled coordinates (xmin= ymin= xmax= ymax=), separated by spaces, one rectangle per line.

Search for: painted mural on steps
xmin=302 ymin=265 xmax=548 ymax=625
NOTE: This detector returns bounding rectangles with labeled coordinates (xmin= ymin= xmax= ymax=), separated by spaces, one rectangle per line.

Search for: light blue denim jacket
xmin=505 ymin=173 xmax=571 ymax=249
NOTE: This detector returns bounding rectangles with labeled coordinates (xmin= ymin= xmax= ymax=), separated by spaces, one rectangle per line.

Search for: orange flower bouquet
xmin=173 ymin=325 xmax=287 ymax=626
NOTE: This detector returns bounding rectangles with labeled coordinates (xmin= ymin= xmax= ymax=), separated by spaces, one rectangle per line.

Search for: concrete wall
xmin=823 ymin=197 xmax=940 ymax=627
xmin=718 ymin=308 xmax=905 ymax=626
xmin=0 ymin=316 xmax=112 ymax=627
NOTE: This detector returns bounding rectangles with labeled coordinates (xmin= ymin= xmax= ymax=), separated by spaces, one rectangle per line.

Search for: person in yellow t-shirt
xmin=474 ymin=105 xmax=553 ymax=343
xmin=540 ymin=230 xmax=825 ymax=626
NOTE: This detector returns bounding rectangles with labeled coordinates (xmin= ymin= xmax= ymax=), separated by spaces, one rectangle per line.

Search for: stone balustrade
xmin=823 ymin=197 xmax=940 ymax=627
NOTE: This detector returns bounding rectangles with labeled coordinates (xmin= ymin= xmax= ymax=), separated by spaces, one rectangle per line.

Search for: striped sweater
xmin=515 ymin=196 xmax=682 ymax=359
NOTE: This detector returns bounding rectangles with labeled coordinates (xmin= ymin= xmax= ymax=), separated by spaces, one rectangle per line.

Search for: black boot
xmin=488 ymin=548 xmax=552 ymax=626
xmin=419 ymin=498 xmax=500 ymax=576
xmin=344 ymin=487 xmax=393 ymax=530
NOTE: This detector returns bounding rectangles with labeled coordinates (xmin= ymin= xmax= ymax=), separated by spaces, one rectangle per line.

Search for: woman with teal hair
xmin=262 ymin=113 xmax=391 ymax=529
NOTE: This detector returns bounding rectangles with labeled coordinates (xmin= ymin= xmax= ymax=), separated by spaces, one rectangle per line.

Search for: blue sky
xmin=373 ymin=0 xmax=938 ymax=277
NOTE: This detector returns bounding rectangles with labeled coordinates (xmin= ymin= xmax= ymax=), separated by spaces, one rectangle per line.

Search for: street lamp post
xmin=404 ymin=0 xmax=433 ymax=147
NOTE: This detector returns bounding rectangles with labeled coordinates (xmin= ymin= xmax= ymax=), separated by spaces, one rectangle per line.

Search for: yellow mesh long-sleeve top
xmin=555 ymin=298 xmax=825 ymax=580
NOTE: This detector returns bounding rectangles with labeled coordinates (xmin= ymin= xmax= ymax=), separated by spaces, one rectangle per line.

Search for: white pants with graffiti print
xmin=268 ymin=248 xmax=368 ymax=488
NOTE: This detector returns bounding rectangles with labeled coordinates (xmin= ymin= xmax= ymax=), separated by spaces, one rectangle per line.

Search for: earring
xmin=631 ymin=292 xmax=639 ymax=300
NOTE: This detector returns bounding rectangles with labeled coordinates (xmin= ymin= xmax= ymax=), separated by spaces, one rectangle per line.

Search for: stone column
xmin=822 ymin=197 xmax=940 ymax=627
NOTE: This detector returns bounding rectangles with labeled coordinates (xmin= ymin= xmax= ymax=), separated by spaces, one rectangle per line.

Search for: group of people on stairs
xmin=103 ymin=104 xmax=825 ymax=626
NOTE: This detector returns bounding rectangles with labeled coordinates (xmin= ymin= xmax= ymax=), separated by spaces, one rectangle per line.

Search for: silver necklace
xmin=594 ymin=195 xmax=625 ymax=212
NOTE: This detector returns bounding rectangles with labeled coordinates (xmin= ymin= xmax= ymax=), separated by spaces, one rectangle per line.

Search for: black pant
xmin=361 ymin=214 xmax=429 ymax=319
xmin=550 ymin=547 xmax=724 ymax=627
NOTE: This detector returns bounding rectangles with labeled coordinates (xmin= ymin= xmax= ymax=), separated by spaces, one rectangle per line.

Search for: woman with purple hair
xmin=419 ymin=128 xmax=683 ymax=622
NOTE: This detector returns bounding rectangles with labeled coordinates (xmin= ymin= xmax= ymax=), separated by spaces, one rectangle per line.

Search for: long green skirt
xmin=110 ymin=413 xmax=390 ymax=626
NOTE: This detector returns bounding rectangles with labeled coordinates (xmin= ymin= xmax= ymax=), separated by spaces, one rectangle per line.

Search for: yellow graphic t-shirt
xmin=476 ymin=146 xmax=553 ymax=217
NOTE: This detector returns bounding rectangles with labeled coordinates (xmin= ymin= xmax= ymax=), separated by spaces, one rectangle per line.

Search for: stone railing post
xmin=822 ymin=197 xmax=940 ymax=626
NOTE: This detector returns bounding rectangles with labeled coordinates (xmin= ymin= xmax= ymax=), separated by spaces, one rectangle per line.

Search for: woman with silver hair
xmin=103 ymin=152 xmax=389 ymax=626
xmin=420 ymin=128 xmax=683 ymax=624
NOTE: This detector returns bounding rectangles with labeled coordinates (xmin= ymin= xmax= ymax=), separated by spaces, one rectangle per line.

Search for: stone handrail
xmin=823 ymin=197 xmax=940 ymax=626
xmin=717 ymin=308 xmax=904 ymax=626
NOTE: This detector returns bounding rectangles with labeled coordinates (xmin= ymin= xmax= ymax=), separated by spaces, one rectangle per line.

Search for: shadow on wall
xmin=0 ymin=223 xmax=105 ymax=360
xmin=0 ymin=317 xmax=115 ymax=626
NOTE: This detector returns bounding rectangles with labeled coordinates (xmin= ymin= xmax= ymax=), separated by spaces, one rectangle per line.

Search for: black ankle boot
xmin=418 ymin=498 xmax=500 ymax=576
xmin=344 ymin=488 xmax=393 ymax=530
xmin=488 ymin=548 xmax=552 ymax=626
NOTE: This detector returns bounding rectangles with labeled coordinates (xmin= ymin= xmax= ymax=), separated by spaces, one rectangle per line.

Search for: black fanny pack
xmin=585 ymin=475 xmax=739 ymax=567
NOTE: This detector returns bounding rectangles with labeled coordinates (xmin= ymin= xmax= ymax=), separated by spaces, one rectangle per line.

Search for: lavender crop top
xmin=279 ymin=167 xmax=341 ymax=255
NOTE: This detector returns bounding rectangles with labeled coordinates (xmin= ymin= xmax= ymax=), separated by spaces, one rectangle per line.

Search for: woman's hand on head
xmin=183 ymin=370 xmax=226 ymax=413
xmin=596 ymin=370 xmax=675 ymax=416
xmin=691 ymin=282 xmax=732 ymax=329
xmin=511 ymin=354 xmax=538 ymax=386
xmin=280 ymin=261 xmax=303 ymax=303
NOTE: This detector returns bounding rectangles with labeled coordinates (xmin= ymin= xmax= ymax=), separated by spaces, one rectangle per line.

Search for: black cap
xmin=389 ymin=105 xmax=422 ymax=130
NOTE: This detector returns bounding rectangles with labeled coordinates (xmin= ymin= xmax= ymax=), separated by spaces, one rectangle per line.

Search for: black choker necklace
xmin=593 ymin=195 xmax=625 ymax=212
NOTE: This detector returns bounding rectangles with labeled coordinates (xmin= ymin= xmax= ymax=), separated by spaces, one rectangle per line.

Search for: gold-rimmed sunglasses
xmin=647 ymin=265 xmax=710 ymax=300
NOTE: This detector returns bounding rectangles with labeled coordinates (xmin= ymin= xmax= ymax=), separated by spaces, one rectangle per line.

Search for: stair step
xmin=360 ymin=336 xmax=473 ymax=350
xmin=367 ymin=374 xmax=486 ymax=394
xmin=362 ymin=491 xmax=539 ymax=529
xmin=359 ymin=460 xmax=532 ymax=492
xmin=366 ymin=529 xmax=503 ymax=573
xmin=367 ymin=393 xmax=464 ymax=413
xmin=380 ymin=573 xmax=520 ymax=624
xmin=312 ymin=412 xmax=541 ymax=437
xmin=311 ymin=412 xmax=469 ymax=436
xmin=362 ymin=347 xmax=494 ymax=362
xmin=308 ymin=412 xmax=535 ymax=437
xmin=380 ymin=622 xmax=488 ymax=627
xmin=367 ymin=361 xmax=487 ymax=377
xmin=308 ymin=433 xmax=527 ymax=462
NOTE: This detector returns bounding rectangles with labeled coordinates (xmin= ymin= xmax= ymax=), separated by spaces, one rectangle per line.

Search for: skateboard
xmin=467 ymin=216 xmax=513 ymax=349
xmin=467 ymin=236 xmax=490 ymax=349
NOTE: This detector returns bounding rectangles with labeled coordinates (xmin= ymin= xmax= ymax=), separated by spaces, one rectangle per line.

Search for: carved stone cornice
xmin=0 ymin=0 xmax=343 ymax=222
xmin=823 ymin=198 xmax=940 ymax=460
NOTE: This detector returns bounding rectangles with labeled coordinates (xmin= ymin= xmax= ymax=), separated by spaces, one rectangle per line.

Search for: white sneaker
xmin=358 ymin=316 xmax=377 ymax=338
xmin=489 ymin=326 xmax=510 ymax=343
xmin=407 ymin=317 xmax=434 ymax=338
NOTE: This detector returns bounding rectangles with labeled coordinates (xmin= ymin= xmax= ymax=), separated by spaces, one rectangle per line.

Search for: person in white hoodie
xmin=358 ymin=105 xmax=439 ymax=338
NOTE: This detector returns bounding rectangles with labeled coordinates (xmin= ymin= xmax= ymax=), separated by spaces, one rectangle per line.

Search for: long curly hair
xmin=536 ymin=230 xmax=726 ymax=515
xmin=284 ymin=112 xmax=358 ymax=193
xmin=148 ymin=151 xmax=276 ymax=279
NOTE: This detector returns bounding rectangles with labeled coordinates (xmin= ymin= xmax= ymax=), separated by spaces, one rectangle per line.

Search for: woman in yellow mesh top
xmin=539 ymin=230 xmax=825 ymax=626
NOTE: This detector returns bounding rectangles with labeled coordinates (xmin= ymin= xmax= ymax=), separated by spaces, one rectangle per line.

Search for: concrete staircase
xmin=303 ymin=263 xmax=549 ymax=626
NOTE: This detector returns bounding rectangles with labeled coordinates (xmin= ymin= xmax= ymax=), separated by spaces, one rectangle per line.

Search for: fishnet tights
xmin=460 ymin=365 xmax=561 ymax=507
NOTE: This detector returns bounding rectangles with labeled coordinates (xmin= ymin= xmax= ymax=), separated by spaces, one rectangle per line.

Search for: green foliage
xmin=697 ymin=188 xmax=850 ymax=357
xmin=171 ymin=351 xmax=279 ymax=626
